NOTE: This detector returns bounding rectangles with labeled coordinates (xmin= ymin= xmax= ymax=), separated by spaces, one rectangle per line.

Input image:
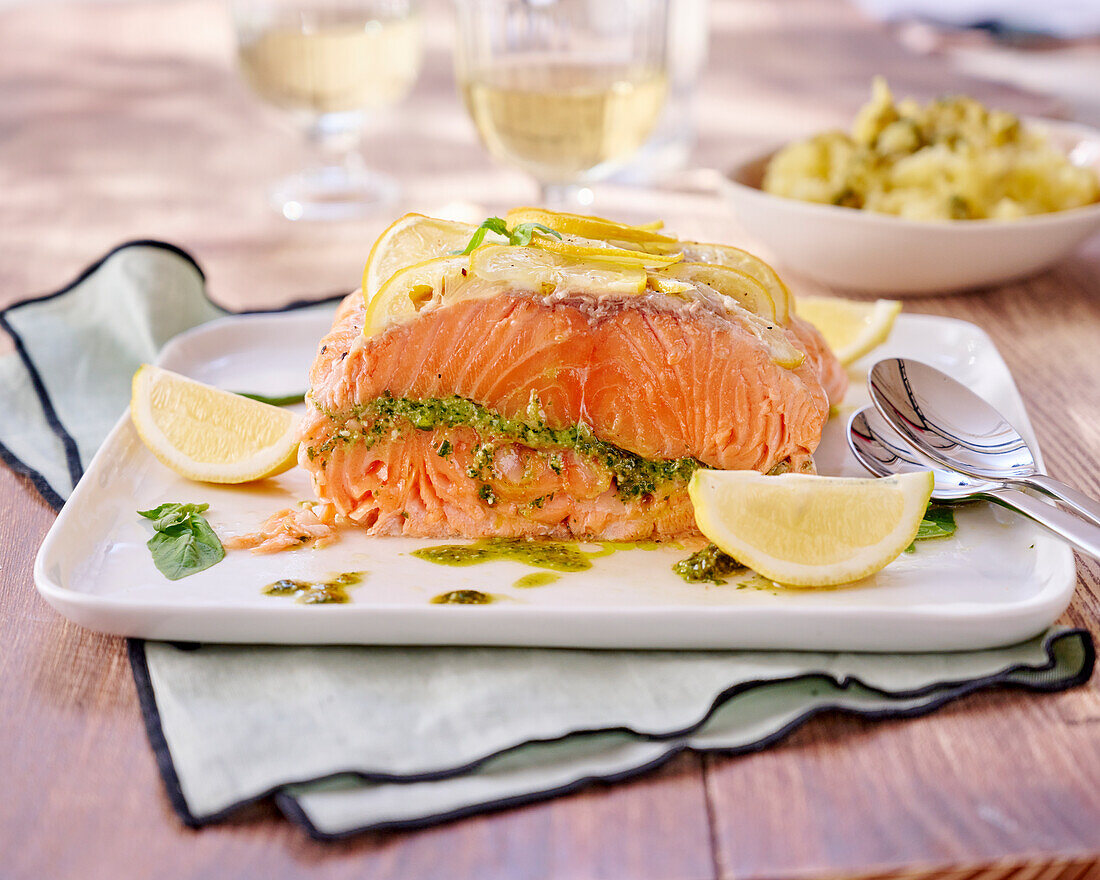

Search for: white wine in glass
xmin=454 ymin=0 xmax=670 ymax=208
xmin=461 ymin=61 xmax=667 ymax=184
xmin=231 ymin=0 xmax=422 ymax=220
xmin=238 ymin=17 xmax=421 ymax=115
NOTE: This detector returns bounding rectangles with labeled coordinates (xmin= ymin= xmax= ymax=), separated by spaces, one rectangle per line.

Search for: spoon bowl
xmin=867 ymin=358 xmax=1035 ymax=479
xmin=868 ymin=358 xmax=1100 ymax=528
xmin=847 ymin=408 xmax=1000 ymax=501
xmin=847 ymin=405 xmax=1100 ymax=559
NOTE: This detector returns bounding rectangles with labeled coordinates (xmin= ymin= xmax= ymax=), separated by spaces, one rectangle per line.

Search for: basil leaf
xmin=138 ymin=502 xmax=209 ymax=519
xmin=138 ymin=502 xmax=210 ymax=533
xmin=460 ymin=217 xmax=510 ymax=255
xmin=458 ymin=217 xmax=563 ymax=254
xmin=915 ymin=504 xmax=956 ymax=540
xmin=905 ymin=504 xmax=957 ymax=552
xmin=139 ymin=503 xmax=224 ymax=580
xmin=510 ymin=222 xmax=562 ymax=247
xmin=236 ymin=391 xmax=306 ymax=406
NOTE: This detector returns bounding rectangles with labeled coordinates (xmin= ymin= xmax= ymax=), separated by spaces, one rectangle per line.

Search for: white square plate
xmin=34 ymin=311 xmax=1076 ymax=650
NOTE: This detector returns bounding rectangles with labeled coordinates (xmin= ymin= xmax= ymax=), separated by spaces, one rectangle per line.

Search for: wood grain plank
xmin=809 ymin=855 xmax=1098 ymax=879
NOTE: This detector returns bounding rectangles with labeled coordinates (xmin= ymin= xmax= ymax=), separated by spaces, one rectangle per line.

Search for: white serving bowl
xmin=721 ymin=118 xmax=1100 ymax=295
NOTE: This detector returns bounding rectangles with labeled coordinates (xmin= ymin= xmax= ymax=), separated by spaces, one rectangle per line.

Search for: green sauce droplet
xmin=591 ymin=540 xmax=664 ymax=556
xmin=513 ymin=572 xmax=561 ymax=589
xmin=326 ymin=571 xmax=364 ymax=587
xmin=739 ymin=573 xmax=777 ymax=590
xmin=298 ymin=586 xmax=350 ymax=605
xmin=261 ymin=571 xmax=365 ymax=604
xmin=431 ymin=589 xmax=494 ymax=604
xmin=263 ymin=579 xmax=311 ymax=596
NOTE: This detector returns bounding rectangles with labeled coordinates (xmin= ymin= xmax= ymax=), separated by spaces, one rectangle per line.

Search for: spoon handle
xmin=1010 ymin=474 xmax=1100 ymax=530
xmin=989 ymin=488 xmax=1100 ymax=560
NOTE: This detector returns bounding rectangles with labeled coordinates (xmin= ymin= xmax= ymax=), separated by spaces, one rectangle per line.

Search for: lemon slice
xmin=505 ymin=207 xmax=676 ymax=245
xmin=470 ymin=244 xmax=647 ymax=296
xmin=657 ymin=262 xmax=778 ymax=323
xmin=646 ymin=273 xmax=694 ymax=295
xmin=731 ymin=308 xmax=806 ymax=370
xmin=364 ymin=246 xmax=652 ymax=336
xmin=131 ymin=365 xmax=299 ymax=483
xmin=796 ymin=296 xmax=902 ymax=365
xmin=365 ymin=254 xmax=472 ymax=335
xmin=534 ymin=232 xmax=682 ymax=269
xmin=689 ymin=469 xmax=934 ymax=586
xmin=362 ymin=214 xmax=503 ymax=303
xmin=652 ymin=262 xmax=803 ymax=367
xmin=672 ymin=242 xmax=792 ymax=325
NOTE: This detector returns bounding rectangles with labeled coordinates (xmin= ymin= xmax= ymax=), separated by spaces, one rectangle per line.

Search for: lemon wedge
xmin=131 ymin=365 xmax=299 ymax=483
xmin=673 ymin=242 xmax=792 ymax=325
xmin=796 ymin=296 xmax=902 ymax=366
xmin=505 ymin=207 xmax=676 ymax=245
xmin=688 ymin=469 xmax=934 ymax=586
xmin=362 ymin=214 xmax=503 ymax=303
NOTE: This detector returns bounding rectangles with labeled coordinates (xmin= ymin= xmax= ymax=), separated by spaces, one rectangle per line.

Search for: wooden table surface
xmin=1 ymin=1 xmax=1098 ymax=878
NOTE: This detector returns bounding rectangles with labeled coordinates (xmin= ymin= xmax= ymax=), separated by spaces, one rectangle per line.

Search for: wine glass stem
xmin=306 ymin=115 xmax=364 ymax=170
xmin=539 ymin=182 xmax=581 ymax=210
xmin=540 ymin=181 xmax=599 ymax=212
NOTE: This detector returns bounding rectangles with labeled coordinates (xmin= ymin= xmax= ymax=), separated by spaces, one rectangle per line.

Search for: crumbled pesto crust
xmin=308 ymin=392 xmax=705 ymax=499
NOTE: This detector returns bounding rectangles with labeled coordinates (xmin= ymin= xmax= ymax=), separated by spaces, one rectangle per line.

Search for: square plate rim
xmin=32 ymin=311 xmax=1078 ymax=649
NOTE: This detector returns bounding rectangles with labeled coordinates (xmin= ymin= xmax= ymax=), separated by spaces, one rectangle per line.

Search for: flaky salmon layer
xmin=307 ymin=291 xmax=846 ymax=472
xmin=299 ymin=289 xmax=845 ymax=540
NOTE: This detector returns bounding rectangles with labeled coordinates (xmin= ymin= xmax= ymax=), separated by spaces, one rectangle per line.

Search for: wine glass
xmin=453 ymin=0 xmax=670 ymax=208
xmin=230 ymin=0 xmax=423 ymax=220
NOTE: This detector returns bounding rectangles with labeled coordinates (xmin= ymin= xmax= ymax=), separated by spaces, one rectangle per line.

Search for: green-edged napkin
xmin=3 ymin=242 xmax=1093 ymax=839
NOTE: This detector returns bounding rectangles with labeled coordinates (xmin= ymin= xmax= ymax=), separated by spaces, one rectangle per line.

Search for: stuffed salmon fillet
xmin=298 ymin=212 xmax=847 ymax=540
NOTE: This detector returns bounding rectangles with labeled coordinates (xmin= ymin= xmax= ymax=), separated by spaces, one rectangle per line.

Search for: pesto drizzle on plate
xmin=672 ymin=544 xmax=746 ymax=585
xmin=513 ymin=572 xmax=561 ymax=589
xmin=431 ymin=589 xmax=495 ymax=604
xmin=262 ymin=571 xmax=365 ymax=604
xmin=412 ymin=537 xmax=593 ymax=572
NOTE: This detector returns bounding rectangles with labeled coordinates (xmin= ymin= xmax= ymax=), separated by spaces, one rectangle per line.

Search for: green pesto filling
xmin=308 ymin=393 xmax=706 ymax=500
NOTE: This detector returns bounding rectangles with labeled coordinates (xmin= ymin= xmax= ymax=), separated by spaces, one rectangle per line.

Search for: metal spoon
xmin=868 ymin=358 xmax=1100 ymax=529
xmin=848 ymin=407 xmax=1100 ymax=559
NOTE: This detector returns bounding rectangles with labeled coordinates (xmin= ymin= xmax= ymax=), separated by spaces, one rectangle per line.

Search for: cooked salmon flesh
xmin=299 ymin=216 xmax=847 ymax=540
